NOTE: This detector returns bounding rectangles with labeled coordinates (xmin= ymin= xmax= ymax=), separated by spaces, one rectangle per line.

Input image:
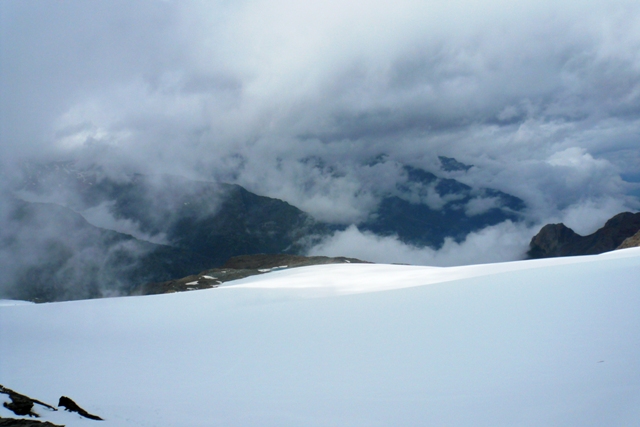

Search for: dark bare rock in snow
xmin=133 ymin=254 xmax=369 ymax=296
xmin=528 ymin=212 xmax=640 ymax=258
xmin=57 ymin=397 xmax=102 ymax=421
xmin=221 ymin=253 xmax=368 ymax=270
xmin=0 ymin=418 xmax=63 ymax=427
xmin=0 ymin=385 xmax=56 ymax=418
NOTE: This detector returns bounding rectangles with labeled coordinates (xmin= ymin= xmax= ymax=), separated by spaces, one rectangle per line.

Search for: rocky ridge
xmin=133 ymin=254 xmax=369 ymax=296
xmin=528 ymin=212 xmax=640 ymax=258
xmin=0 ymin=419 xmax=63 ymax=427
xmin=618 ymin=230 xmax=640 ymax=249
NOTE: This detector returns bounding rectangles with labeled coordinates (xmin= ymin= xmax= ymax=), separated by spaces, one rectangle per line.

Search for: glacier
xmin=1 ymin=248 xmax=639 ymax=426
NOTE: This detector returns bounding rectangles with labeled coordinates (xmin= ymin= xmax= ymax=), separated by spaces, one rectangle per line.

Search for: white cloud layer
xmin=308 ymin=221 xmax=536 ymax=266
xmin=1 ymin=0 xmax=639 ymax=265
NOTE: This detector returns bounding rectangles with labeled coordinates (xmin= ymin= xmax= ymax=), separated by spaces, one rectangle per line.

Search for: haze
xmin=1 ymin=0 xmax=639 ymax=265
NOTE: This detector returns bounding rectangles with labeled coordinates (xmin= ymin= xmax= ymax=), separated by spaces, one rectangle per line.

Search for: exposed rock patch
xmin=528 ymin=212 xmax=640 ymax=258
xmin=133 ymin=254 xmax=369 ymax=295
xmin=618 ymin=230 xmax=640 ymax=249
xmin=57 ymin=397 xmax=102 ymax=421
xmin=0 ymin=385 xmax=56 ymax=418
xmin=527 ymin=223 xmax=582 ymax=259
xmin=221 ymin=254 xmax=367 ymax=270
xmin=0 ymin=418 xmax=63 ymax=427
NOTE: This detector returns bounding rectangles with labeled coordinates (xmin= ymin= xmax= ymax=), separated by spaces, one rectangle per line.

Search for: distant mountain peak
xmin=402 ymin=165 xmax=438 ymax=184
xmin=7 ymin=159 xmax=528 ymax=301
xmin=528 ymin=212 xmax=640 ymax=258
xmin=439 ymin=156 xmax=473 ymax=172
xmin=527 ymin=223 xmax=581 ymax=259
xmin=360 ymin=163 xmax=525 ymax=248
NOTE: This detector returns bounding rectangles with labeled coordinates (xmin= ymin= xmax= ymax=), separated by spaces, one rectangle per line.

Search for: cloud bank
xmin=1 ymin=0 xmax=639 ymax=267
xmin=308 ymin=221 xmax=535 ymax=266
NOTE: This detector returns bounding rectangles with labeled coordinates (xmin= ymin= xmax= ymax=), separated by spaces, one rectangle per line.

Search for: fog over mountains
xmin=1 ymin=157 xmax=530 ymax=301
xmin=2 ymin=0 xmax=640 ymax=298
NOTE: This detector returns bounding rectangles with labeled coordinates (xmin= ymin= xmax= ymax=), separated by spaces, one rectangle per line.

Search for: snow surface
xmin=1 ymin=248 xmax=640 ymax=426
xmin=0 ymin=300 xmax=34 ymax=307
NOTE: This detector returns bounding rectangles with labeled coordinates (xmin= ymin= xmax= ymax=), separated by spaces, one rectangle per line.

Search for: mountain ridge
xmin=4 ymin=158 xmax=529 ymax=302
xmin=528 ymin=211 xmax=640 ymax=258
xmin=0 ymin=197 xmax=218 ymax=302
xmin=359 ymin=164 xmax=526 ymax=247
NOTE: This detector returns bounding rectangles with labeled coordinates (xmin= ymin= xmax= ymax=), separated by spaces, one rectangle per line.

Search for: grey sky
xmin=1 ymin=0 xmax=639 ymax=263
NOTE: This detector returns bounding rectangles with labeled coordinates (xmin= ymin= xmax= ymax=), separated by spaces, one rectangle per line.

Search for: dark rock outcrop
xmin=618 ymin=230 xmax=640 ymax=249
xmin=0 ymin=386 xmax=57 ymax=419
xmin=528 ymin=212 xmax=640 ymax=258
xmin=221 ymin=254 xmax=367 ymax=270
xmin=0 ymin=418 xmax=63 ymax=427
xmin=527 ymin=223 xmax=582 ymax=259
xmin=57 ymin=397 xmax=102 ymax=421
xmin=133 ymin=254 xmax=368 ymax=296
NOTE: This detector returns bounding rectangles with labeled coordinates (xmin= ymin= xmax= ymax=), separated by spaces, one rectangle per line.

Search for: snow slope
xmin=1 ymin=249 xmax=640 ymax=426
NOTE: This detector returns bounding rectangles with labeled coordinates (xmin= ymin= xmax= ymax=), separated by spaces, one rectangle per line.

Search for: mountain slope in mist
xmin=18 ymin=162 xmax=333 ymax=264
xmin=361 ymin=164 xmax=525 ymax=247
xmin=4 ymin=163 xmax=337 ymax=301
xmin=19 ymin=158 xmax=526 ymax=249
xmin=17 ymin=159 xmax=527 ymax=245
xmin=5 ymin=159 xmax=527 ymax=301
xmin=0 ymin=197 xmax=216 ymax=302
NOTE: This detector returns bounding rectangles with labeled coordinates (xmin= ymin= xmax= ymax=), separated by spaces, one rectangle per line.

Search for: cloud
xmin=308 ymin=221 xmax=536 ymax=267
xmin=0 ymin=196 xmax=157 ymax=301
xmin=1 ymin=0 xmax=640 ymax=273
xmin=552 ymin=196 xmax=634 ymax=236
xmin=79 ymin=201 xmax=169 ymax=245
xmin=465 ymin=197 xmax=501 ymax=216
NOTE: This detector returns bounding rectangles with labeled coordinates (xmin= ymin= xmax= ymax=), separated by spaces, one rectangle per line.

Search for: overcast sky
xmin=1 ymin=0 xmax=639 ymax=264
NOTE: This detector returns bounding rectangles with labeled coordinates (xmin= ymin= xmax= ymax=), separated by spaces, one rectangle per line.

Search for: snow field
xmin=1 ymin=248 xmax=639 ymax=426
